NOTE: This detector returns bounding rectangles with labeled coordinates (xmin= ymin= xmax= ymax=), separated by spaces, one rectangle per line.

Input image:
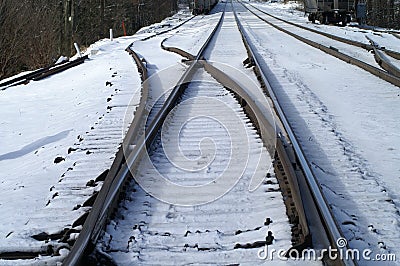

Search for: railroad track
xmin=62 ymin=1 xmax=357 ymax=265
xmin=239 ymin=0 xmax=400 ymax=87
xmin=246 ymin=1 xmax=400 ymax=78
xmin=0 ymin=55 xmax=89 ymax=90
xmin=245 ymin=2 xmax=400 ymax=61
xmin=231 ymin=1 xmax=356 ymax=265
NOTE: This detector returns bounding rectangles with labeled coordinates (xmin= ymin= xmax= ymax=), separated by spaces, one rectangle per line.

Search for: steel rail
xmin=201 ymin=60 xmax=312 ymax=250
xmin=238 ymin=0 xmax=400 ymax=88
xmin=141 ymin=14 xmax=196 ymax=41
xmin=366 ymin=36 xmax=400 ymax=78
xmin=62 ymin=6 xmax=226 ymax=265
xmin=232 ymin=1 xmax=356 ymax=265
xmin=244 ymin=1 xmax=400 ymax=61
xmin=356 ymin=24 xmax=400 ymax=35
xmin=0 ymin=56 xmax=88 ymax=90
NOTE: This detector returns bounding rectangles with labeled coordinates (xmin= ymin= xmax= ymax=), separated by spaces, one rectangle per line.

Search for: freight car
xmin=192 ymin=0 xmax=218 ymax=15
xmin=305 ymin=0 xmax=366 ymax=25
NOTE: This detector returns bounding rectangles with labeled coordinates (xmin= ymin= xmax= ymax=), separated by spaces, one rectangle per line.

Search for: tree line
xmin=366 ymin=0 xmax=400 ymax=28
xmin=0 ymin=0 xmax=178 ymax=80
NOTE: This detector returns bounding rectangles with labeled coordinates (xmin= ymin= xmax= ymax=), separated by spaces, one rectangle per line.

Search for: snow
xmin=0 ymin=37 xmax=141 ymax=263
xmin=163 ymin=13 xmax=223 ymax=56
xmin=1 ymin=0 xmax=399 ymax=265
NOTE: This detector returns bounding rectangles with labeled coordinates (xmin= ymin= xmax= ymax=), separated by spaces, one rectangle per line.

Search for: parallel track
xmin=247 ymin=2 xmax=400 ymax=61
xmin=239 ymin=1 xmax=400 ymax=87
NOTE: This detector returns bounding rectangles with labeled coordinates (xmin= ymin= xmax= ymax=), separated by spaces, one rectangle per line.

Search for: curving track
xmin=0 ymin=10 xmax=198 ymax=265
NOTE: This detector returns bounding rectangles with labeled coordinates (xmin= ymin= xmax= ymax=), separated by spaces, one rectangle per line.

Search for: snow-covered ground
xmin=1 ymin=0 xmax=400 ymax=265
xmin=163 ymin=12 xmax=223 ymax=56
xmin=0 ymin=37 xmax=141 ymax=253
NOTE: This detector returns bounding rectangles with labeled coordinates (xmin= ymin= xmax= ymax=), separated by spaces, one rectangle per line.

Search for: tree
xmin=367 ymin=0 xmax=399 ymax=28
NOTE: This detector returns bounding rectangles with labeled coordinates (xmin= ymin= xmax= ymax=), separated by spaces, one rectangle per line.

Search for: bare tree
xmin=0 ymin=0 xmax=29 ymax=78
xmin=367 ymin=0 xmax=399 ymax=28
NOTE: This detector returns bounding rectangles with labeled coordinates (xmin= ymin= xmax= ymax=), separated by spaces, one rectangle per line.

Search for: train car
xmin=192 ymin=0 xmax=218 ymax=15
xmin=305 ymin=0 xmax=356 ymax=25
